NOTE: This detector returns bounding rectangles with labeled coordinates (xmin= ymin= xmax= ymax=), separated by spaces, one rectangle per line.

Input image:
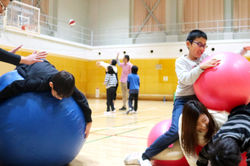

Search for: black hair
xmin=107 ymin=66 xmax=115 ymax=75
xmin=207 ymin=137 xmax=241 ymax=166
xmin=182 ymin=100 xmax=218 ymax=154
xmin=186 ymin=29 xmax=207 ymax=44
xmin=124 ymin=55 xmax=130 ymax=62
xmin=131 ymin=65 xmax=138 ymax=74
xmin=51 ymin=71 xmax=75 ymax=98
xmin=111 ymin=59 xmax=117 ymax=66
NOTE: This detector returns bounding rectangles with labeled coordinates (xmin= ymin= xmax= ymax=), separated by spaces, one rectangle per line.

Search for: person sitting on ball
xmin=125 ymin=29 xmax=220 ymax=166
xmin=0 ymin=60 xmax=92 ymax=138
xmin=196 ymin=104 xmax=250 ymax=166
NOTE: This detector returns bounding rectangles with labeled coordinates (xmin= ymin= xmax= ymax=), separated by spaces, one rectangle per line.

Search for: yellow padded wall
xmin=87 ymin=59 xmax=178 ymax=99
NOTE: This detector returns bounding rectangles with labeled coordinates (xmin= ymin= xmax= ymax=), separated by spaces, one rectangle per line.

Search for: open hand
xmin=200 ymin=58 xmax=220 ymax=70
xmin=20 ymin=51 xmax=47 ymax=65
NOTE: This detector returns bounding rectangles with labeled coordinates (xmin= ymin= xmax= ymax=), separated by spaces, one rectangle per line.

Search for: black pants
xmin=128 ymin=93 xmax=138 ymax=111
xmin=114 ymin=85 xmax=118 ymax=100
xmin=106 ymin=87 xmax=116 ymax=111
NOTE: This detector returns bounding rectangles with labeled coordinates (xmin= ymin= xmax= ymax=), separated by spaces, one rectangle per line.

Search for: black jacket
xmin=0 ymin=48 xmax=21 ymax=65
xmin=197 ymin=104 xmax=250 ymax=166
xmin=0 ymin=60 xmax=92 ymax=123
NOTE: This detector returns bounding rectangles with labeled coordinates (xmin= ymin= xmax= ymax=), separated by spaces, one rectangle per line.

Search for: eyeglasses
xmin=193 ymin=41 xmax=208 ymax=49
xmin=0 ymin=0 xmax=6 ymax=12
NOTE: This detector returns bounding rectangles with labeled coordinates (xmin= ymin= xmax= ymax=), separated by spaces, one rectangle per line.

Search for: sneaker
xmin=119 ymin=106 xmax=126 ymax=111
xmin=131 ymin=110 xmax=137 ymax=114
xmin=124 ymin=152 xmax=152 ymax=166
xmin=112 ymin=109 xmax=116 ymax=113
xmin=126 ymin=108 xmax=132 ymax=115
xmin=124 ymin=152 xmax=140 ymax=165
xmin=138 ymin=158 xmax=152 ymax=166
xmin=104 ymin=112 xmax=112 ymax=116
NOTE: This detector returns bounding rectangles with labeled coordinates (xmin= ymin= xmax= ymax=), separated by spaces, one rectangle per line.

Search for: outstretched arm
xmin=0 ymin=46 xmax=47 ymax=66
xmin=116 ymin=53 xmax=121 ymax=66
xmin=96 ymin=61 xmax=109 ymax=71
xmin=10 ymin=45 xmax=47 ymax=65
xmin=72 ymin=88 xmax=92 ymax=138
xmin=0 ymin=79 xmax=49 ymax=102
xmin=0 ymin=48 xmax=21 ymax=65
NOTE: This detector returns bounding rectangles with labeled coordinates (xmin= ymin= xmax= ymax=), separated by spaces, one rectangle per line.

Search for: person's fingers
xmin=36 ymin=54 xmax=47 ymax=59
xmin=37 ymin=52 xmax=48 ymax=56
xmin=34 ymin=59 xmax=43 ymax=63
xmin=16 ymin=45 xmax=23 ymax=49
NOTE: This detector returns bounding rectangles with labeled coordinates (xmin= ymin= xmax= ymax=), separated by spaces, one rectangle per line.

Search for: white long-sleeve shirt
xmin=175 ymin=49 xmax=246 ymax=97
xmin=178 ymin=110 xmax=229 ymax=166
xmin=99 ymin=61 xmax=118 ymax=73
xmin=175 ymin=54 xmax=208 ymax=97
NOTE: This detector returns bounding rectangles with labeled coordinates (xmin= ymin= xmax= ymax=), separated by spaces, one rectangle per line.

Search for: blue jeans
xmin=142 ymin=95 xmax=197 ymax=160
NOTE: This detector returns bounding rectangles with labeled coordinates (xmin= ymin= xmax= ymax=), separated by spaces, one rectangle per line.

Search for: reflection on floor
xmin=69 ymin=99 xmax=173 ymax=166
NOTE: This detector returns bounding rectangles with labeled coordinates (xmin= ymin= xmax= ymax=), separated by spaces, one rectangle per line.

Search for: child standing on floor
xmin=104 ymin=66 xmax=118 ymax=115
xmin=126 ymin=65 xmax=140 ymax=114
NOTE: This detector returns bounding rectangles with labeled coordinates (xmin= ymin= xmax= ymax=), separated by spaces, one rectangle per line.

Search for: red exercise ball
xmin=194 ymin=52 xmax=250 ymax=112
xmin=147 ymin=120 xmax=189 ymax=166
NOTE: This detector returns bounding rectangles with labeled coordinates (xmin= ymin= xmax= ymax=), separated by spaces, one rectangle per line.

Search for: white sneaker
xmin=124 ymin=152 xmax=140 ymax=165
xmin=126 ymin=108 xmax=133 ymax=114
xmin=131 ymin=110 xmax=136 ymax=114
xmin=112 ymin=109 xmax=116 ymax=113
xmin=124 ymin=152 xmax=152 ymax=166
xmin=104 ymin=112 xmax=112 ymax=116
xmin=138 ymin=158 xmax=152 ymax=166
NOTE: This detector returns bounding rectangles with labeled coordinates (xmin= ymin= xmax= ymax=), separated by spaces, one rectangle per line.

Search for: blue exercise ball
xmin=0 ymin=70 xmax=86 ymax=166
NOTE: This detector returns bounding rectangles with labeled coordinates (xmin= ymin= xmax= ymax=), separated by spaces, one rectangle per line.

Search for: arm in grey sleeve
xmin=175 ymin=60 xmax=204 ymax=86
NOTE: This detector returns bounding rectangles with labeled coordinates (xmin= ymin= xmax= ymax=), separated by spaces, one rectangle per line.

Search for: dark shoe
xmin=119 ymin=106 xmax=126 ymax=111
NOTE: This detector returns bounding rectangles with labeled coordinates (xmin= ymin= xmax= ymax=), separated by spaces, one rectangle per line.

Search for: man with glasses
xmin=0 ymin=0 xmax=47 ymax=66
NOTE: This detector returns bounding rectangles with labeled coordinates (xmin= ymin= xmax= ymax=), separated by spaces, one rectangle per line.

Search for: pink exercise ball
xmin=194 ymin=52 xmax=250 ymax=112
xmin=147 ymin=120 xmax=189 ymax=166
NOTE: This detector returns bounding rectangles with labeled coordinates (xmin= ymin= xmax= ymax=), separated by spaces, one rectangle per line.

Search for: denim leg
xmin=128 ymin=93 xmax=133 ymax=109
xmin=142 ymin=98 xmax=190 ymax=160
xmin=134 ymin=93 xmax=138 ymax=111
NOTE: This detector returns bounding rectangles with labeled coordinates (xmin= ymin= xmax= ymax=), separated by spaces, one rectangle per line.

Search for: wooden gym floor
xmin=69 ymin=99 xmax=173 ymax=166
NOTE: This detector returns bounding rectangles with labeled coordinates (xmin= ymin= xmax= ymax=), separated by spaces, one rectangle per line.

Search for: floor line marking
xmin=86 ymin=127 xmax=145 ymax=144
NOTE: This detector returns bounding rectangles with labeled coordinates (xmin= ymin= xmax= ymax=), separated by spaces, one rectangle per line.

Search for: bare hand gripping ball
xmin=194 ymin=52 xmax=250 ymax=112
xmin=0 ymin=70 xmax=86 ymax=166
